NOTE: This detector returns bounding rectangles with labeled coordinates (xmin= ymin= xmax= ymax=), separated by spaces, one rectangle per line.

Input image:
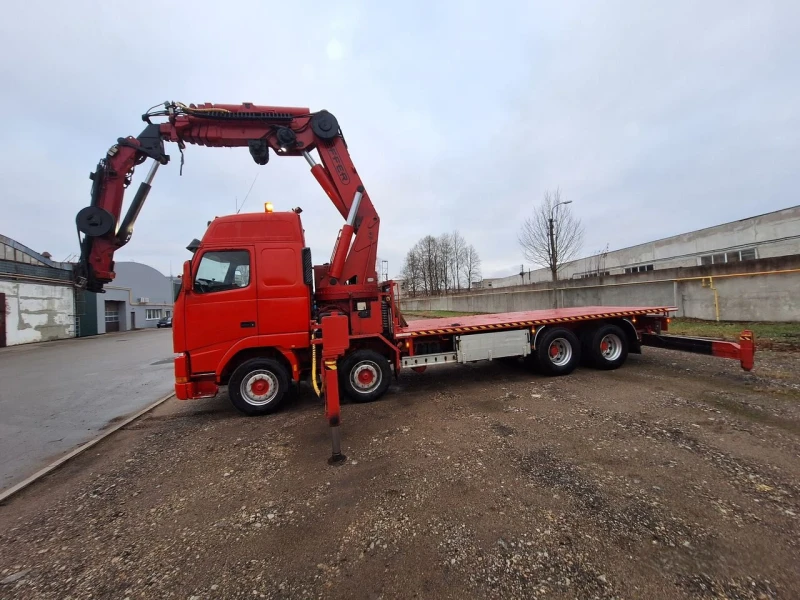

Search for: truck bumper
xmin=174 ymin=353 xmax=219 ymax=399
xmin=175 ymin=380 xmax=219 ymax=400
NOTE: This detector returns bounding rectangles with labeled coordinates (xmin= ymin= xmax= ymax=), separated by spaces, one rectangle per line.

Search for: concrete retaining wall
xmin=400 ymin=256 xmax=800 ymax=322
xmin=0 ymin=280 xmax=75 ymax=345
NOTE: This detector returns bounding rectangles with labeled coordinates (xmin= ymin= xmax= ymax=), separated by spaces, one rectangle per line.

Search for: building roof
xmin=0 ymin=234 xmax=72 ymax=270
xmin=0 ymin=234 xmax=74 ymax=284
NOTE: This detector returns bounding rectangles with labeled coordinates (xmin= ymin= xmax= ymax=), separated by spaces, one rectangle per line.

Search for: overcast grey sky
xmin=1 ymin=1 xmax=798 ymax=278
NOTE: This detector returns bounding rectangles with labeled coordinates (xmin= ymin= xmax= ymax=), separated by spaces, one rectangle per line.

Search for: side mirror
xmin=182 ymin=260 xmax=192 ymax=294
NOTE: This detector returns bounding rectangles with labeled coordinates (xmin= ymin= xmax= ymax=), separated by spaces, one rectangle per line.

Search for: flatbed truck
xmin=74 ymin=102 xmax=755 ymax=461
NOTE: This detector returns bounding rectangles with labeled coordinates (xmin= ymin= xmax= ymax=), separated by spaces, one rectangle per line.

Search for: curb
xmin=0 ymin=392 xmax=175 ymax=504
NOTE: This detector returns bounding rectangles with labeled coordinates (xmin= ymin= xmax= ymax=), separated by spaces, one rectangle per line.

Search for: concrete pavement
xmin=0 ymin=329 xmax=175 ymax=490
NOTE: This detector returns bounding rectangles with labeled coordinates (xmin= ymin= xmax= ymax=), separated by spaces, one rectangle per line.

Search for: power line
xmin=236 ymin=171 xmax=260 ymax=214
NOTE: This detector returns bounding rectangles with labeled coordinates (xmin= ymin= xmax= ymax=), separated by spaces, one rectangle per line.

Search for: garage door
xmin=105 ymin=301 xmax=120 ymax=333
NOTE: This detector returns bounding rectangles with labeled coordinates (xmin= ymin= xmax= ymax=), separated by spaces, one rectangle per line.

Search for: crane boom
xmin=75 ymin=102 xmax=380 ymax=294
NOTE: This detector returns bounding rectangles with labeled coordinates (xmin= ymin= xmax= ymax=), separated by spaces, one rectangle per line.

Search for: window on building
xmin=699 ymin=248 xmax=757 ymax=265
xmin=105 ymin=307 xmax=119 ymax=322
xmin=146 ymin=309 xmax=163 ymax=320
xmin=624 ymin=264 xmax=654 ymax=274
xmin=194 ymin=250 xmax=251 ymax=293
xmin=739 ymin=248 xmax=757 ymax=261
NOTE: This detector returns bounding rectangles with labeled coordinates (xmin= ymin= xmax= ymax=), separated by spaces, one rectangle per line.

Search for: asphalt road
xmin=0 ymin=329 xmax=175 ymax=491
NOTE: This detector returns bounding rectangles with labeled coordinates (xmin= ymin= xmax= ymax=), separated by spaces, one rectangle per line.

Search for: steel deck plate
xmin=397 ymin=306 xmax=676 ymax=338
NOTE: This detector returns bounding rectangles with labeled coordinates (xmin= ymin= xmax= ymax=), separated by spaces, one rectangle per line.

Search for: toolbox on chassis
xmin=74 ymin=100 xmax=756 ymax=462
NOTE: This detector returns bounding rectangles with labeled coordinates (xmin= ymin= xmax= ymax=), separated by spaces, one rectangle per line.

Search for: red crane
xmin=76 ymin=101 xmax=380 ymax=307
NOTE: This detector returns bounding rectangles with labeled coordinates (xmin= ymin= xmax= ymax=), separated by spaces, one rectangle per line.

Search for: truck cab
xmin=173 ymin=209 xmax=313 ymax=401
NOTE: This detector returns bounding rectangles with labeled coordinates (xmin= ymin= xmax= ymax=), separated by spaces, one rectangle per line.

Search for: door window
xmin=194 ymin=251 xmax=251 ymax=294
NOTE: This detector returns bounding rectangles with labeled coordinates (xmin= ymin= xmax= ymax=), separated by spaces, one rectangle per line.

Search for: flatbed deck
xmin=397 ymin=306 xmax=676 ymax=338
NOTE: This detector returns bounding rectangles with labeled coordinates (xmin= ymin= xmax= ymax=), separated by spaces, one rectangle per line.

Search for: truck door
xmin=184 ymin=247 xmax=257 ymax=374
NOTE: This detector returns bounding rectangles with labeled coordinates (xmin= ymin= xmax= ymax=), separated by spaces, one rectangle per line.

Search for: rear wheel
xmin=228 ymin=358 xmax=289 ymax=416
xmin=535 ymin=328 xmax=581 ymax=376
xmin=340 ymin=349 xmax=392 ymax=403
xmin=583 ymin=324 xmax=628 ymax=370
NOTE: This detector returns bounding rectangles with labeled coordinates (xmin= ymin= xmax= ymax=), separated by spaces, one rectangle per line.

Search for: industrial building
xmin=77 ymin=262 xmax=175 ymax=335
xmin=1 ymin=233 xmax=176 ymax=344
xmin=0 ymin=235 xmax=75 ymax=347
xmin=482 ymin=205 xmax=800 ymax=289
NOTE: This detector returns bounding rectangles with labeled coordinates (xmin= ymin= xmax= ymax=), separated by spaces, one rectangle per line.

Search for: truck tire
xmin=228 ymin=358 xmax=289 ymax=416
xmin=535 ymin=328 xmax=581 ymax=376
xmin=340 ymin=349 xmax=392 ymax=403
xmin=583 ymin=323 xmax=628 ymax=370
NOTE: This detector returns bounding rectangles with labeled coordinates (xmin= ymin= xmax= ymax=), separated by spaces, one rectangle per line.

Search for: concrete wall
xmin=483 ymin=205 xmax=800 ymax=288
xmin=0 ymin=280 xmax=75 ymax=345
xmin=401 ymin=256 xmax=800 ymax=323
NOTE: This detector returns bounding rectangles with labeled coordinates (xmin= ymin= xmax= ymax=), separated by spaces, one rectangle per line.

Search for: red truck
xmin=75 ymin=102 xmax=755 ymax=462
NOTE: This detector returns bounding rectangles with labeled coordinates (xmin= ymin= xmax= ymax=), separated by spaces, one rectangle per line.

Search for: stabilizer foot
xmin=328 ymin=453 xmax=347 ymax=466
xmin=328 ymin=424 xmax=346 ymax=465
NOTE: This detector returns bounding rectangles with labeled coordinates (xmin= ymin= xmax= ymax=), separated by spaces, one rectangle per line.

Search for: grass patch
xmin=402 ymin=309 xmax=480 ymax=319
xmin=668 ymin=318 xmax=800 ymax=349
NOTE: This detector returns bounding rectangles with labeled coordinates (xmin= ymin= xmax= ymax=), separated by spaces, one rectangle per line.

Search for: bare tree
xmin=463 ymin=244 xmax=481 ymax=288
xmin=402 ymin=233 xmax=481 ymax=296
xmin=518 ymin=188 xmax=583 ymax=283
xmin=418 ymin=235 xmax=439 ymax=295
xmin=450 ymin=230 xmax=467 ymax=290
xmin=582 ymin=243 xmax=609 ymax=278
xmin=437 ymin=234 xmax=454 ymax=294
xmin=400 ymin=246 xmax=423 ymax=297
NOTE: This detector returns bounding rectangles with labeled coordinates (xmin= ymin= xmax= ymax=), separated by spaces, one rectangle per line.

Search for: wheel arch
xmin=614 ymin=318 xmax=642 ymax=354
xmin=569 ymin=318 xmax=641 ymax=355
xmin=218 ymin=344 xmax=298 ymax=384
xmin=346 ymin=334 xmax=400 ymax=370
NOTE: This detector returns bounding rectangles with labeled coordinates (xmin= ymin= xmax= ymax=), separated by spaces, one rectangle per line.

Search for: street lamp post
xmin=548 ymin=200 xmax=572 ymax=308
xmin=548 ymin=200 xmax=573 ymax=282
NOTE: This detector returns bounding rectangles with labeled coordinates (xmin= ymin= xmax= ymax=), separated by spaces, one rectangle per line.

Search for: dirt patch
xmin=1 ymin=347 xmax=799 ymax=599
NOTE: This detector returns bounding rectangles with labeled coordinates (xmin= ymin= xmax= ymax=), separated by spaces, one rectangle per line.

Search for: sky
xmin=1 ymin=1 xmax=798 ymax=279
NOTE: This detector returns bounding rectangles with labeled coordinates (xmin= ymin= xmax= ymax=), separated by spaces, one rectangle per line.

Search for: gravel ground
xmin=1 ymin=347 xmax=799 ymax=599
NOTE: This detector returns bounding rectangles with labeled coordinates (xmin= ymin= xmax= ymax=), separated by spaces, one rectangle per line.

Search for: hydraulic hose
xmin=311 ymin=341 xmax=322 ymax=397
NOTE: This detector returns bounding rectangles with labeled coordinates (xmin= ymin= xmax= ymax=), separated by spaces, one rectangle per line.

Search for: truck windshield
xmin=194 ymin=250 xmax=251 ymax=293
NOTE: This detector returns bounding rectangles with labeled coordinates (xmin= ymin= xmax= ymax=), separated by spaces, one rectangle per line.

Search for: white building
xmin=482 ymin=205 xmax=800 ymax=289
xmin=0 ymin=235 xmax=75 ymax=346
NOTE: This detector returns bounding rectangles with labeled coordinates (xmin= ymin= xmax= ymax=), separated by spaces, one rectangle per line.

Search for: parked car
xmin=157 ymin=316 xmax=172 ymax=328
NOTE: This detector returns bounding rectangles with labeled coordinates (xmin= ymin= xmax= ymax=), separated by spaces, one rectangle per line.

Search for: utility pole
xmin=548 ymin=200 xmax=572 ymax=282
xmin=549 ymin=199 xmax=572 ymax=307
xmin=380 ymin=259 xmax=389 ymax=283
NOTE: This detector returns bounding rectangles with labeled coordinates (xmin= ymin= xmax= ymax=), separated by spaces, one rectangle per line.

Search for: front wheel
xmin=535 ymin=328 xmax=581 ymax=376
xmin=228 ymin=358 xmax=289 ymax=416
xmin=340 ymin=349 xmax=392 ymax=403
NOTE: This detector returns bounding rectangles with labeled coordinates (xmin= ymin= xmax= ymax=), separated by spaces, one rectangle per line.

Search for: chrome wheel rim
xmin=600 ymin=333 xmax=623 ymax=361
xmin=240 ymin=370 xmax=279 ymax=406
xmin=351 ymin=361 xmax=382 ymax=394
xmin=548 ymin=338 xmax=572 ymax=366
